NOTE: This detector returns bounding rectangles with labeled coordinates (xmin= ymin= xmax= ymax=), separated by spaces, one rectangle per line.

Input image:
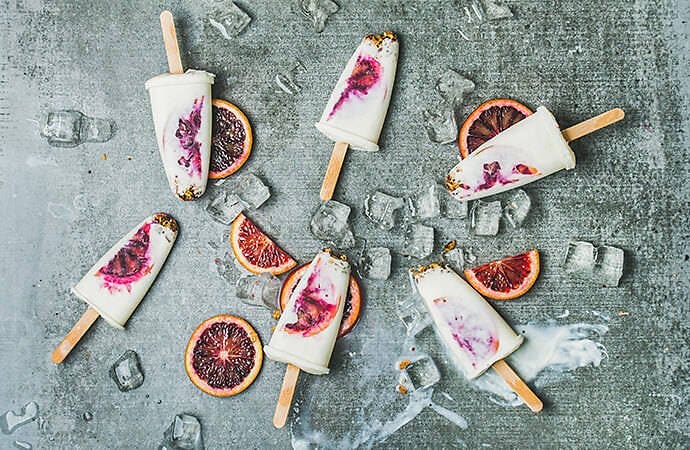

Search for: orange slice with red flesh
xmin=184 ymin=314 xmax=262 ymax=397
xmin=209 ymin=99 xmax=252 ymax=179
xmin=279 ymin=263 xmax=362 ymax=338
xmin=464 ymin=250 xmax=540 ymax=300
xmin=458 ymin=99 xmax=533 ymax=159
xmin=230 ymin=213 xmax=297 ymax=275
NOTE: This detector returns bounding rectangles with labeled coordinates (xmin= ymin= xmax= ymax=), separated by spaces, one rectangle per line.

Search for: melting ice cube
xmin=502 ymin=189 xmax=531 ymax=228
xmin=232 ymin=172 xmax=271 ymax=209
xmin=208 ymin=1 xmax=251 ymax=38
xmin=469 ymin=200 xmax=502 ymax=236
xmin=0 ymin=401 xmax=39 ymax=435
xmin=40 ymin=110 xmax=114 ymax=147
xmin=563 ymin=241 xmax=596 ymax=277
xmin=310 ymin=200 xmax=355 ymax=249
xmin=359 ymin=246 xmax=392 ymax=280
xmin=110 ymin=350 xmax=144 ymax=392
xmin=412 ymin=184 xmax=441 ymax=219
xmin=13 ymin=442 xmax=32 ymax=450
xmin=159 ymin=414 xmax=204 ymax=450
xmin=398 ymin=354 xmax=441 ymax=391
xmin=235 ymin=273 xmax=282 ymax=309
xmin=297 ymin=0 xmax=339 ymax=33
xmin=593 ymin=245 xmax=624 ymax=287
xmin=422 ymin=107 xmax=457 ymax=144
xmin=435 ymin=69 xmax=475 ymax=107
xmin=364 ymin=191 xmax=404 ymax=230
xmin=443 ymin=190 xmax=468 ymax=219
xmin=481 ymin=0 xmax=513 ymax=20
xmin=442 ymin=244 xmax=465 ymax=273
xmin=401 ymin=223 xmax=434 ymax=258
xmin=205 ymin=192 xmax=245 ymax=225
xmin=395 ymin=297 xmax=433 ymax=337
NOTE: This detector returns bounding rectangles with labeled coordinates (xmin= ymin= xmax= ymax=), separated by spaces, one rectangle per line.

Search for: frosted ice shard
xmin=40 ymin=110 xmax=115 ymax=147
xmin=208 ymin=1 xmax=251 ymax=38
xmin=0 ymin=402 xmax=39 ymax=435
xmin=592 ymin=245 xmax=624 ymax=287
xmin=563 ymin=241 xmax=596 ymax=277
xmin=110 ymin=350 xmax=144 ymax=392
xmin=422 ymin=107 xmax=457 ymax=144
xmin=469 ymin=199 xmax=502 ymax=236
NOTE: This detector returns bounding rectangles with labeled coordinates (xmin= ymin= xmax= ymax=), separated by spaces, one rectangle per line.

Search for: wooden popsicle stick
xmin=273 ymin=364 xmax=301 ymax=428
xmin=319 ymin=141 xmax=349 ymax=201
xmin=51 ymin=307 xmax=100 ymax=364
xmin=160 ymin=11 xmax=184 ymax=74
xmin=561 ymin=108 xmax=625 ymax=143
xmin=492 ymin=359 xmax=543 ymax=413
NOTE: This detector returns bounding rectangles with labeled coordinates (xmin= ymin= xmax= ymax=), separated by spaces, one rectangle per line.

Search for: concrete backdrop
xmin=1 ymin=0 xmax=688 ymax=448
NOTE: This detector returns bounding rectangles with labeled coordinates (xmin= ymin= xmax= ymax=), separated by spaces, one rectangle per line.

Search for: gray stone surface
xmin=1 ymin=0 xmax=689 ymax=448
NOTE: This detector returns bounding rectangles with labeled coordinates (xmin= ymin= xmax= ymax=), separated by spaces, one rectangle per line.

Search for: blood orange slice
xmin=464 ymin=250 xmax=540 ymax=300
xmin=184 ymin=314 xmax=262 ymax=397
xmin=230 ymin=213 xmax=296 ymax=275
xmin=209 ymin=99 xmax=252 ymax=179
xmin=458 ymin=99 xmax=533 ymax=159
xmin=279 ymin=263 xmax=362 ymax=337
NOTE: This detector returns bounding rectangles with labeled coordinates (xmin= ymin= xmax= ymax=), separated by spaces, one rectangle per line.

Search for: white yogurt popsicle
xmin=72 ymin=213 xmax=178 ymax=329
xmin=411 ymin=263 xmax=523 ymax=379
xmin=315 ymin=32 xmax=399 ymax=152
xmin=446 ymin=106 xmax=576 ymax=202
xmin=264 ymin=250 xmax=350 ymax=375
xmin=145 ymin=70 xmax=215 ymax=200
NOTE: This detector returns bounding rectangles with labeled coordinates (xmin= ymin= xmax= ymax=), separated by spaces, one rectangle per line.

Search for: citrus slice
xmin=464 ymin=250 xmax=540 ymax=300
xmin=458 ymin=99 xmax=533 ymax=159
xmin=184 ymin=314 xmax=262 ymax=397
xmin=230 ymin=213 xmax=296 ymax=275
xmin=209 ymin=99 xmax=252 ymax=179
xmin=279 ymin=263 xmax=362 ymax=337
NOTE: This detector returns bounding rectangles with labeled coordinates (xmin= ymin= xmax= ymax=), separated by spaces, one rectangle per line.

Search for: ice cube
xmin=435 ymin=69 xmax=475 ymax=107
xmin=109 ymin=350 xmax=144 ymax=392
xmin=395 ymin=297 xmax=432 ymax=336
xmin=208 ymin=1 xmax=251 ymax=38
xmin=563 ymin=241 xmax=596 ymax=277
xmin=443 ymin=191 xmax=468 ymax=219
xmin=482 ymin=0 xmax=513 ymax=20
xmin=82 ymin=412 xmax=93 ymax=422
xmin=205 ymin=192 xmax=245 ymax=225
xmin=274 ymin=60 xmax=305 ymax=95
xmin=359 ymin=246 xmax=392 ymax=280
xmin=364 ymin=191 xmax=404 ymax=230
xmin=0 ymin=401 xmax=39 ymax=435
xmin=13 ymin=442 xmax=32 ymax=449
xmin=442 ymin=244 xmax=465 ymax=273
xmin=40 ymin=110 xmax=114 ymax=147
xmin=422 ymin=107 xmax=457 ymax=144
xmin=310 ymin=200 xmax=355 ymax=249
xmin=469 ymin=200 xmax=502 ymax=236
xmin=502 ymin=189 xmax=531 ymax=228
xmin=401 ymin=223 xmax=434 ymax=258
xmin=159 ymin=414 xmax=204 ymax=450
xmin=398 ymin=354 xmax=441 ymax=391
xmin=593 ymin=245 xmax=624 ymax=287
xmin=297 ymin=0 xmax=339 ymax=33
xmin=412 ymin=184 xmax=441 ymax=219
xmin=232 ymin=173 xmax=270 ymax=209
xmin=235 ymin=273 xmax=282 ymax=309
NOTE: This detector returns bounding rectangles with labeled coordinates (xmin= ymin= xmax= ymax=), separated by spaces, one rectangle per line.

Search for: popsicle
xmin=446 ymin=107 xmax=625 ymax=201
xmin=145 ymin=11 xmax=215 ymax=201
xmin=316 ymin=32 xmax=399 ymax=201
xmin=51 ymin=213 xmax=178 ymax=364
xmin=265 ymin=249 xmax=351 ymax=428
xmin=410 ymin=263 xmax=543 ymax=412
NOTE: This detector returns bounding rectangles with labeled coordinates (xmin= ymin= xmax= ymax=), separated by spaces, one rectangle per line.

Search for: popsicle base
xmin=264 ymin=345 xmax=330 ymax=375
xmin=51 ymin=307 xmax=100 ymax=364
xmin=273 ymin=364 xmax=300 ymax=429
xmin=492 ymin=359 xmax=543 ymax=413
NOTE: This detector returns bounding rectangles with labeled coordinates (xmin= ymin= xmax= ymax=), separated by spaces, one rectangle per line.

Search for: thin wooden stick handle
xmin=51 ymin=307 xmax=100 ymax=364
xmin=561 ymin=108 xmax=625 ymax=143
xmin=492 ymin=359 xmax=543 ymax=413
xmin=273 ymin=364 xmax=300 ymax=428
xmin=319 ymin=141 xmax=349 ymax=201
xmin=160 ymin=10 xmax=184 ymax=74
